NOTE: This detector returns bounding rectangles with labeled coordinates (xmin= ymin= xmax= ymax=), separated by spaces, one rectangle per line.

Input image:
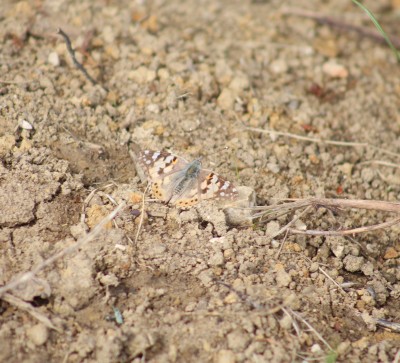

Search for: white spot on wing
xmin=221 ymin=182 xmax=230 ymax=190
xmin=165 ymin=155 xmax=174 ymax=163
xmin=152 ymin=152 xmax=160 ymax=160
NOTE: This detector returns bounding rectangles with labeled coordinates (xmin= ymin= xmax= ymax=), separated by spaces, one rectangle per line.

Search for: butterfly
xmin=136 ymin=149 xmax=238 ymax=208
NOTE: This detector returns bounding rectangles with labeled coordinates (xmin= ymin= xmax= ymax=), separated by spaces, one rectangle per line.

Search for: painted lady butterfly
xmin=136 ymin=149 xmax=238 ymax=208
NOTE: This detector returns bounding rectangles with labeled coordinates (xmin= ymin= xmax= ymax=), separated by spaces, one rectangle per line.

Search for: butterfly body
xmin=171 ymin=159 xmax=201 ymax=196
xmin=137 ymin=150 xmax=238 ymax=208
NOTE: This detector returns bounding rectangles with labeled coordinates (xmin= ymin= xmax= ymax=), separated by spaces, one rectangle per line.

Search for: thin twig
xmin=276 ymin=229 xmax=289 ymax=259
xmin=2 ymin=293 xmax=60 ymax=331
xmin=134 ymin=183 xmax=150 ymax=245
xmin=273 ymin=206 xmax=312 ymax=258
xmin=282 ymin=307 xmax=301 ymax=337
xmin=0 ymin=203 xmax=125 ymax=297
xmin=252 ymin=197 xmax=400 ymax=237
xmin=282 ymin=8 xmax=400 ymax=49
xmin=360 ymin=160 xmax=400 ymax=169
xmin=290 ymin=216 xmax=400 ymax=236
xmin=283 ymin=253 xmax=346 ymax=293
xmin=247 ymin=127 xmax=366 ymax=147
xmin=255 ymin=198 xmax=400 ymax=214
xmin=318 ymin=267 xmax=346 ymax=294
xmin=246 ymin=127 xmax=400 ymax=159
xmin=287 ymin=308 xmax=334 ymax=351
xmin=375 ymin=319 xmax=400 ymax=334
xmin=0 ymin=79 xmax=34 ymax=84
xmin=56 ymin=28 xmax=107 ymax=91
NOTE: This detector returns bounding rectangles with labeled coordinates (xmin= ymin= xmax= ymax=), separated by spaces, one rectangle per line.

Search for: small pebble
xmin=337 ymin=163 xmax=353 ymax=176
xmin=145 ymin=243 xmax=167 ymax=258
xmin=226 ymin=330 xmax=250 ymax=351
xmin=309 ymin=262 xmax=319 ymax=273
xmin=343 ymin=255 xmax=364 ymax=272
xmin=208 ymin=251 xmax=224 ymax=266
xmin=217 ymin=88 xmax=235 ymax=111
xmin=147 ymin=103 xmax=160 ymax=113
xmin=224 ymin=186 xmax=256 ymax=226
xmin=310 ymin=343 xmax=322 ymax=353
xmin=383 ymin=247 xmax=399 ymax=259
xmin=275 ymin=268 xmax=292 ymax=287
xmin=229 ymin=74 xmax=249 ymax=93
xmin=48 ymin=52 xmax=60 ymax=66
xmin=266 ymin=221 xmax=280 ymax=238
xmin=215 ymin=350 xmax=236 ymax=363
xmin=279 ymin=314 xmax=292 ymax=330
xmin=266 ymin=162 xmax=280 ymax=174
xmin=128 ymin=66 xmax=156 ymax=84
xmin=27 ymin=324 xmax=49 ymax=346
xmin=322 ymin=61 xmax=348 ymax=78
xmin=328 ymin=236 xmax=347 ymax=258
xmin=361 ymin=168 xmax=375 ymax=183
xmin=19 ymin=119 xmax=33 ymax=130
xmin=336 ymin=341 xmax=351 ymax=355
xmin=270 ymin=59 xmax=288 ymax=74
xmin=287 ymin=99 xmax=300 ymax=110
xmin=361 ymin=262 xmax=374 ymax=276
xmin=271 ymin=240 xmax=280 ymax=249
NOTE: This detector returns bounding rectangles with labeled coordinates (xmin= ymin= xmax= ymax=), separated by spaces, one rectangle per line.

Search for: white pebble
xmin=322 ymin=61 xmax=348 ymax=78
xmin=19 ymin=119 xmax=33 ymax=130
xmin=48 ymin=52 xmax=60 ymax=67
xmin=27 ymin=324 xmax=49 ymax=346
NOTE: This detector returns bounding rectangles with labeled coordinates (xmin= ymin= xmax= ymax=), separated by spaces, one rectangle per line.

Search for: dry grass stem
xmin=2 ymin=292 xmax=59 ymax=331
xmin=282 ymin=307 xmax=301 ymax=337
xmin=290 ymin=216 xmax=400 ymax=236
xmin=0 ymin=203 xmax=125 ymax=297
xmin=246 ymin=127 xmax=400 ymax=159
xmin=375 ymin=319 xmax=400 ymax=334
xmin=134 ymin=183 xmax=150 ymax=245
xmin=272 ymin=205 xmax=312 ymax=240
xmin=360 ymin=160 xmax=400 ymax=169
xmin=287 ymin=308 xmax=334 ymax=351
xmin=252 ymin=198 xmax=400 ymax=235
xmin=281 ymin=8 xmax=400 ymax=49
xmin=0 ymin=79 xmax=34 ymax=84
xmin=276 ymin=229 xmax=289 ymax=259
xmin=317 ymin=267 xmax=346 ymax=293
xmin=251 ymin=199 xmax=310 ymax=219
xmin=274 ymin=206 xmax=312 ymax=258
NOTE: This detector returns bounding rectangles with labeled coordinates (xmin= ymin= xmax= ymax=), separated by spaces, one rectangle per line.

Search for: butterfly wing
xmin=198 ymin=169 xmax=239 ymax=201
xmin=137 ymin=150 xmax=188 ymax=179
xmin=137 ymin=150 xmax=189 ymax=202
xmin=137 ymin=150 xmax=238 ymax=207
xmin=172 ymin=168 xmax=238 ymax=207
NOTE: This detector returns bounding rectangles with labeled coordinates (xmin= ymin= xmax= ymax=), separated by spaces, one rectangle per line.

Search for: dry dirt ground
xmin=1 ymin=0 xmax=400 ymax=362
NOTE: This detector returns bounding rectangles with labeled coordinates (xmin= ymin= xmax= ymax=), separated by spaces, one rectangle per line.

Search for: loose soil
xmin=1 ymin=0 xmax=400 ymax=362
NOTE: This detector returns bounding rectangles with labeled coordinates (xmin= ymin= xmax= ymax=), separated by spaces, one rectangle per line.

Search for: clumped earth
xmin=1 ymin=0 xmax=400 ymax=362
